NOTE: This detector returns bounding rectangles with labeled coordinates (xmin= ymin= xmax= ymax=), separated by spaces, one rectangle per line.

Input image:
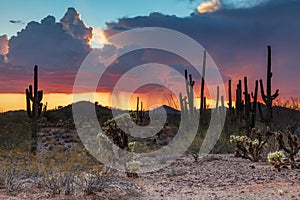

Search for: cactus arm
xmin=259 ymin=79 xmax=267 ymax=103
xmin=26 ymin=88 xmax=33 ymax=118
xmin=37 ymin=90 xmax=43 ymax=102
xmin=271 ymin=89 xmax=279 ymax=100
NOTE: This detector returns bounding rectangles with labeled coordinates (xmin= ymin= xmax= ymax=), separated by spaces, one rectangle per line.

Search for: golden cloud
xmin=197 ymin=0 xmax=221 ymax=13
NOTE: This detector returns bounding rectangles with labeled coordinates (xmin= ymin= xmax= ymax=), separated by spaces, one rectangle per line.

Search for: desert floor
xmin=0 ymin=154 xmax=299 ymax=200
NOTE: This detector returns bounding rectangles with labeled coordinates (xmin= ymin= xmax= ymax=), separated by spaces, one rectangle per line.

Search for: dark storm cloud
xmin=7 ymin=9 xmax=92 ymax=70
xmin=0 ymin=8 xmax=93 ymax=93
xmin=104 ymin=0 xmax=300 ymax=97
xmin=60 ymin=7 xmax=93 ymax=44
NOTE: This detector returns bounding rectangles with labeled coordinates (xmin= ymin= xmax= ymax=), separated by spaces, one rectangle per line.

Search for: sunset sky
xmin=0 ymin=0 xmax=299 ymax=111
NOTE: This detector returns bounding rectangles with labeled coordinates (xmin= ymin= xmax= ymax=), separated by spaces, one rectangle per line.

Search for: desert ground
xmin=0 ymin=153 xmax=299 ymax=200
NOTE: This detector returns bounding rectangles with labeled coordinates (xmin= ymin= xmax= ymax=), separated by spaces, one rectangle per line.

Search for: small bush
xmin=268 ymin=151 xmax=285 ymax=172
xmin=229 ymin=128 xmax=272 ymax=162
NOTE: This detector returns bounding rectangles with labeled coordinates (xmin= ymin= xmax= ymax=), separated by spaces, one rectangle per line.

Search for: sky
xmin=0 ymin=0 xmax=299 ymax=111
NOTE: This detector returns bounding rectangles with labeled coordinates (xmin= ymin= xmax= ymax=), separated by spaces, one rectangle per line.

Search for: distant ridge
xmin=150 ymin=105 xmax=180 ymax=115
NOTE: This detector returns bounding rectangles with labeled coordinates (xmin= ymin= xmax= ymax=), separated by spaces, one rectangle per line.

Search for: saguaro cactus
xmin=215 ymin=85 xmax=219 ymax=109
xmin=179 ymin=69 xmax=195 ymax=130
xmin=185 ymin=69 xmax=195 ymax=117
xmin=259 ymin=45 xmax=279 ymax=123
xmin=235 ymin=80 xmax=243 ymax=118
xmin=250 ymin=80 xmax=258 ymax=128
xmin=200 ymin=51 xmax=206 ymax=113
xmin=136 ymin=97 xmax=139 ymax=123
xmin=227 ymin=80 xmax=233 ymax=114
xmin=244 ymin=76 xmax=250 ymax=121
xmin=26 ymin=65 xmax=43 ymax=153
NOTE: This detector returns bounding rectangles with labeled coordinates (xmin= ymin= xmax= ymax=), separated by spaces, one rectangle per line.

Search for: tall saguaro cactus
xmin=200 ymin=51 xmax=206 ymax=113
xmin=235 ymin=80 xmax=243 ymax=118
xmin=26 ymin=65 xmax=43 ymax=153
xmin=179 ymin=69 xmax=195 ymax=130
xmin=215 ymin=85 xmax=220 ymax=109
xmin=136 ymin=96 xmax=139 ymax=123
xmin=250 ymin=80 xmax=258 ymax=129
xmin=243 ymin=76 xmax=250 ymax=121
xmin=227 ymin=80 xmax=233 ymax=114
xmin=259 ymin=45 xmax=279 ymax=123
xmin=185 ymin=69 xmax=195 ymax=117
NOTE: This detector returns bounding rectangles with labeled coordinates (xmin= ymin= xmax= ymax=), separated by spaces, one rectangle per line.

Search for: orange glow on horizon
xmin=0 ymin=92 xmax=233 ymax=113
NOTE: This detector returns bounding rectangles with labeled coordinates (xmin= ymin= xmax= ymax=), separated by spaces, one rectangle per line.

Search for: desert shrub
xmin=0 ymin=122 xmax=31 ymax=150
xmin=268 ymin=151 xmax=285 ymax=172
xmin=102 ymin=113 xmax=133 ymax=151
xmin=229 ymin=128 xmax=272 ymax=162
xmin=79 ymin=173 xmax=105 ymax=195
xmin=40 ymin=172 xmax=75 ymax=195
xmin=0 ymin=147 xmax=105 ymax=196
xmin=274 ymin=128 xmax=299 ymax=169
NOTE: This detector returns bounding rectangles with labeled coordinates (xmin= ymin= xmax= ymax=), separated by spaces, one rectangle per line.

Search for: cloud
xmin=0 ymin=8 xmax=94 ymax=93
xmin=197 ymin=0 xmax=222 ymax=13
xmin=0 ymin=35 xmax=8 ymax=55
xmin=60 ymin=7 xmax=93 ymax=44
xmin=182 ymin=0 xmax=268 ymax=9
xmin=104 ymin=0 xmax=300 ymax=97
xmin=91 ymin=27 xmax=110 ymax=48
xmin=9 ymin=20 xmax=25 ymax=24
xmin=7 ymin=9 xmax=92 ymax=70
xmin=1 ymin=2 xmax=299 ymax=100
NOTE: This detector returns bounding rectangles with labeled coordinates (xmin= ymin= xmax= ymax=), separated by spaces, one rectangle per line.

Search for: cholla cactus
xmin=230 ymin=135 xmax=250 ymax=158
xmin=128 ymin=141 xmax=136 ymax=152
xmin=230 ymin=135 xmax=249 ymax=143
xmin=113 ymin=113 xmax=135 ymax=131
xmin=230 ymin=128 xmax=271 ymax=162
xmin=125 ymin=160 xmax=142 ymax=172
xmin=102 ymin=113 xmax=134 ymax=151
xmin=125 ymin=160 xmax=142 ymax=178
xmin=268 ymin=151 xmax=285 ymax=172
xmin=275 ymin=128 xmax=299 ymax=169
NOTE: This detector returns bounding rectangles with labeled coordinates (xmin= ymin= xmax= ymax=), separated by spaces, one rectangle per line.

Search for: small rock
xmin=278 ymin=189 xmax=284 ymax=196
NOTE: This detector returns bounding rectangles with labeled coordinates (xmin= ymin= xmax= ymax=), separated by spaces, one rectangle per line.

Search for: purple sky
xmin=0 ymin=0 xmax=299 ymax=102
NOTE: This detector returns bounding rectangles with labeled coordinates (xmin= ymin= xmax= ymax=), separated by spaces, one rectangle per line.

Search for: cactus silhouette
xmin=235 ymin=80 xmax=243 ymax=118
xmin=259 ymin=45 xmax=279 ymax=123
xmin=26 ymin=65 xmax=43 ymax=153
xmin=227 ymin=79 xmax=233 ymax=114
xmin=179 ymin=69 xmax=196 ymax=130
xmin=215 ymin=86 xmax=219 ymax=109
xmin=186 ymin=69 xmax=195 ymax=116
xmin=250 ymin=80 xmax=258 ymax=129
xmin=136 ymin=96 xmax=139 ymax=123
xmin=243 ymin=76 xmax=250 ymax=121
xmin=200 ymin=51 xmax=206 ymax=113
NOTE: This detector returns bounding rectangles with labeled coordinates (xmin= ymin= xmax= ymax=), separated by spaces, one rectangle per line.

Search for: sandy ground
xmin=0 ymin=154 xmax=299 ymax=200
xmin=133 ymin=154 xmax=300 ymax=200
